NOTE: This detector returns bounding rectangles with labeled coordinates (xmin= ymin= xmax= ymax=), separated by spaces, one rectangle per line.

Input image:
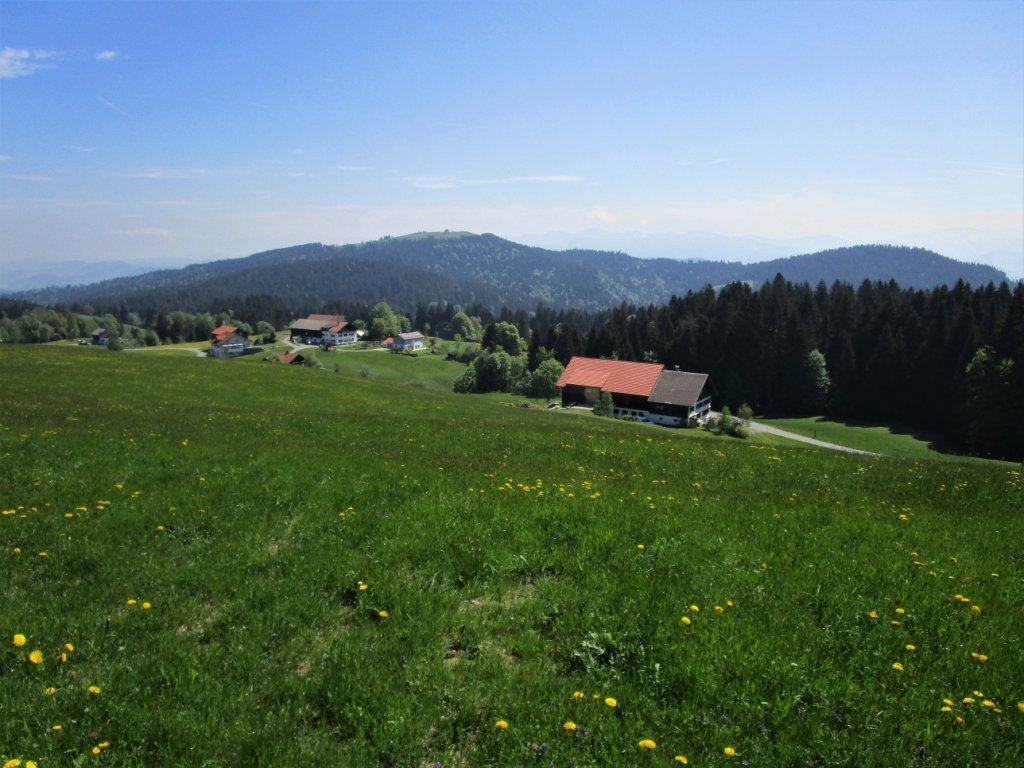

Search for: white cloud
xmin=98 ymin=97 xmax=128 ymax=115
xmin=408 ymin=174 xmax=583 ymax=189
xmin=123 ymin=168 xmax=207 ymax=179
xmin=95 ymin=50 xmax=119 ymax=62
xmin=67 ymin=145 xmax=95 ymax=153
xmin=0 ymin=47 xmax=61 ymax=78
xmin=0 ymin=155 xmax=10 ymax=162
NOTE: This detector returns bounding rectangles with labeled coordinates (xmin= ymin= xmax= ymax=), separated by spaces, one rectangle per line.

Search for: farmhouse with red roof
xmin=556 ymin=356 xmax=713 ymax=426
xmin=288 ymin=314 xmax=357 ymax=347
xmin=209 ymin=325 xmax=253 ymax=358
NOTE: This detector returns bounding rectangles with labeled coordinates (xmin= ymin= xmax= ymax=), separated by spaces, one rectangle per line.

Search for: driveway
xmin=744 ymin=419 xmax=878 ymax=455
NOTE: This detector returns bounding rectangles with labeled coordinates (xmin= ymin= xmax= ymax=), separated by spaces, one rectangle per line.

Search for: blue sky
xmin=2 ymin=0 xmax=1022 ymax=278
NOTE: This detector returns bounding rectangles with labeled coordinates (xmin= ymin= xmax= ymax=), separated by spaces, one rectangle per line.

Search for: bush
xmin=593 ymin=391 xmax=614 ymax=417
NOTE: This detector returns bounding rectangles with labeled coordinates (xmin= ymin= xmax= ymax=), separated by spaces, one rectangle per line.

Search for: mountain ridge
xmin=4 ymin=233 xmax=1009 ymax=312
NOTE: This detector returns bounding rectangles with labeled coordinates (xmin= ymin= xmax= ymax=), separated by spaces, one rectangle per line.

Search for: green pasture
xmin=755 ymin=416 xmax=993 ymax=462
xmin=2 ymin=346 xmax=1022 ymax=767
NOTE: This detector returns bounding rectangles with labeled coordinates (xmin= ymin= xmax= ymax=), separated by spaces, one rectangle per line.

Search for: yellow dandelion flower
xmin=126 ymin=599 xmax=137 ymax=606
xmin=564 ymin=721 xmax=577 ymax=731
xmin=962 ymin=697 xmax=975 ymax=704
xmin=943 ymin=698 xmax=954 ymax=707
xmin=604 ymin=697 xmax=617 ymax=708
xmin=868 ymin=610 xmax=878 ymax=620
xmin=636 ymin=544 xmax=645 ymax=550
xmin=895 ymin=607 xmax=905 ymax=615
xmin=88 ymin=685 xmax=101 ymax=694
xmin=92 ymin=747 xmax=101 ymax=756
xmin=972 ymin=605 xmax=981 ymax=614
xmin=891 ymin=620 xmax=900 ymax=626
xmin=891 ymin=662 xmax=904 ymax=672
xmin=674 ymin=757 xmax=689 ymax=765
xmin=971 ymin=652 xmax=988 ymax=662
xmin=572 ymin=690 xmax=585 ymax=700
xmin=1017 ymin=702 xmax=1024 ymax=714
xmin=44 ymin=686 xmax=56 ymax=695
xmin=28 ymin=649 xmax=43 ymax=664
xmin=982 ymin=700 xmax=995 ymax=708
xmin=358 ymin=584 xmax=368 ymax=591
xmin=4 ymin=760 xmax=21 ymax=768
xmin=955 ymin=715 xmax=964 ymax=725
xmin=724 ymin=746 xmax=737 ymax=757
xmin=142 ymin=602 xmax=152 ymax=610
xmin=714 ymin=605 xmax=724 ymax=613
xmin=52 ymin=724 xmax=63 ymax=731
xmin=25 ymin=761 xmax=37 ymax=768
xmin=378 ymin=610 xmax=389 ymax=618
xmin=689 ymin=604 xmax=700 ymax=612
xmin=973 ymin=690 xmax=983 ymax=697
xmin=940 ymin=706 xmax=952 ymax=712
xmin=681 ymin=615 xmax=691 ymax=625
xmin=905 ymin=644 xmax=916 ymax=652
xmin=99 ymin=742 xmax=110 ymax=749
xmin=13 ymin=633 xmax=26 ymax=647
xmin=60 ymin=652 xmax=68 ymax=663
xmin=954 ymin=593 xmax=964 ymax=601
xmin=495 ymin=719 xmax=508 ymax=729
xmin=638 ymin=739 xmax=656 ymax=749
xmin=64 ymin=643 xmax=74 ymax=652
xmin=726 ymin=600 xmax=734 ymax=607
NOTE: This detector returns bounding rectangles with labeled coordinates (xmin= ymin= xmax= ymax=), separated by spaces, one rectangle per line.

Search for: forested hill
xmin=10 ymin=233 xmax=1008 ymax=313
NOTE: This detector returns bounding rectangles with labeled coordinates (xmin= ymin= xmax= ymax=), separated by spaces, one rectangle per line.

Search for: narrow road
xmin=744 ymin=419 xmax=879 ymax=456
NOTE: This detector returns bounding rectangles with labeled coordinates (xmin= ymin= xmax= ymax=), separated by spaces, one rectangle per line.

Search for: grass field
xmin=755 ymin=416 xmax=989 ymax=461
xmin=2 ymin=346 xmax=1022 ymax=766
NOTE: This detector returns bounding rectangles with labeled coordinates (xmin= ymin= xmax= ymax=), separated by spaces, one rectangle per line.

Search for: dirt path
xmin=745 ymin=420 xmax=879 ymax=455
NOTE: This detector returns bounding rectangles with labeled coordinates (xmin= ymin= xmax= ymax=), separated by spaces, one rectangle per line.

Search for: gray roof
xmin=397 ymin=331 xmax=424 ymax=340
xmin=289 ymin=318 xmax=329 ymax=332
xmin=647 ymin=371 xmax=709 ymax=407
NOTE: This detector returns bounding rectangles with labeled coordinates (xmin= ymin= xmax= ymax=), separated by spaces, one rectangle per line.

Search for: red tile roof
xmin=556 ymin=357 xmax=665 ymax=397
xmin=211 ymin=325 xmax=238 ymax=344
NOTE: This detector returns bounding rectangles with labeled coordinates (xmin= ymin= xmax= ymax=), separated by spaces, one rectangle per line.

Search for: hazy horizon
xmin=2 ymin=1 xmax=1022 ymax=283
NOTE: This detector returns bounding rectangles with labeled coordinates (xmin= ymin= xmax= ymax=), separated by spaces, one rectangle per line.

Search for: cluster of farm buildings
xmin=100 ymin=313 xmax=711 ymax=428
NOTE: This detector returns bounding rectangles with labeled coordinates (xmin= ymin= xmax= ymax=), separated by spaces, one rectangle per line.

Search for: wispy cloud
xmin=334 ymin=165 xmax=366 ymax=172
xmin=67 ymin=145 xmax=96 ymax=153
xmin=98 ymin=97 xmax=128 ymax=116
xmin=0 ymin=47 xmax=61 ymax=78
xmin=123 ymin=168 xmax=207 ymax=179
xmin=11 ymin=174 xmax=56 ymax=182
xmin=0 ymin=155 xmax=10 ymax=162
xmin=95 ymin=50 xmax=119 ymax=62
xmin=409 ymin=174 xmax=583 ymax=189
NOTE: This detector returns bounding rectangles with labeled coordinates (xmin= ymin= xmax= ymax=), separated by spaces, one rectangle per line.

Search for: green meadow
xmin=2 ymin=346 xmax=1022 ymax=767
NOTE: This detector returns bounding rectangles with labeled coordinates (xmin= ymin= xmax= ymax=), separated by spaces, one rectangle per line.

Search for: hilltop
xmin=7 ymin=233 xmax=1008 ymax=313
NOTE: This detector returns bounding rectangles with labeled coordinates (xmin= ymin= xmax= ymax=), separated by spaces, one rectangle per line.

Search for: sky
xmin=2 ymin=0 xmax=1022 ymax=281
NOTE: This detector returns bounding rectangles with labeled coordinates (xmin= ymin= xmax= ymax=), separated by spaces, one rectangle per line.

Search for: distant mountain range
xmin=5 ymin=232 xmax=1009 ymax=312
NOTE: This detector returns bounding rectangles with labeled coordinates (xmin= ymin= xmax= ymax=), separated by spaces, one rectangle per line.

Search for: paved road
xmin=744 ymin=419 xmax=879 ymax=456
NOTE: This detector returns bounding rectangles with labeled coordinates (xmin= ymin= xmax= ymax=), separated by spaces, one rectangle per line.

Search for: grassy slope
xmin=2 ymin=346 xmax=1022 ymax=767
xmin=755 ymin=416 xmax=992 ymax=462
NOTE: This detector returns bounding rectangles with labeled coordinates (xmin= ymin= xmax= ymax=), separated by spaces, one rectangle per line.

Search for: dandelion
xmin=572 ymin=690 xmax=585 ymax=700
xmin=564 ymin=721 xmax=577 ymax=731
xmin=637 ymin=739 xmax=656 ymax=749
xmin=943 ymin=698 xmax=954 ymax=707
xmin=64 ymin=643 xmax=74 ymax=652
xmin=358 ymin=584 xmax=368 ymax=591
xmin=52 ymin=724 xmax=62 ymax=731
xmin=895 ymin=607 xmax=905 ymax=615
xmin=714 ymin=605 xmax=724 ymax=613
xmin=28 ymin=649 xmax=43 ymax=664
xmin=680 ymin=616 xmax=691 ymax=625
xmin=92 ymin=747 xmax=101 ymax=755
xmin=674 ymin=757 xmax=689 ymax=765
xmin=724 ymin=746 xmax=737 ymax=757
xmin=378 ymin=610 xmax=389 ymax=618
xmin=604 ymin=697 xmax=617 ymax=708
xmin=971 ymin=652 xmax=988 ymax=662
xmin=962 ymin=697 xmax=975 ymax=704
xmin=44 ymin=687 xmax=56 ymax=695
xmin=88 ymin=685 xmax=101 ymax=694
xmin=13 ymin=633 xmax=26 ymax=647
xmin=868 ymin=610 xmax=878 ymax=620
xmin=142 ymin=602 xmax=152 ymax=610
xmin=126 ymin=599 xmax=137 ymax=606
xmin=726 ymin=600 xmax=734 ymax=607
xmin=3 ymin=760 xmax=21 ymax=768
xmin=689 ymin=604 xmax=700 ymax=612
xmin=982 ymin=700 xmax=995 ymax=708
xmin=636 ymin=544 xmax=645 ymax=550
xmin=940 ymin=706 xmax=952 ymax=712
xmin=905 ymin=644 xmax=916 ymax=652
xmin=891 ymin=662 xmax=904 ymax=672
xmin=972 ymin=605 xmax=981 ymax=615
xmin=495 ymin=720 xmax=508 ymax=729
xmin=1017 ymin=702 xmax=1024 ymax=714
